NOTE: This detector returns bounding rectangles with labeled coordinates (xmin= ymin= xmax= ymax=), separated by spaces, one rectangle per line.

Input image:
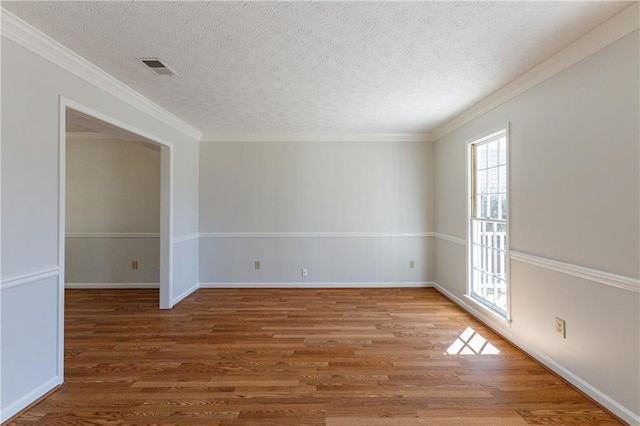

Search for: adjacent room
xmin=65 ymin=110 xmax=162 ymax=293
xmin=1 ymin=1 xmax=638 ymax=424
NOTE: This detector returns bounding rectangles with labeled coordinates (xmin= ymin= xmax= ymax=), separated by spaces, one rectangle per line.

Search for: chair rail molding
xmin=510 ymin=250 xmax=639 ymax=293
xmin=0 ymin=267 xmax=60 ymax=291
xmin=200 ymin=232 xmax=433 ymax=239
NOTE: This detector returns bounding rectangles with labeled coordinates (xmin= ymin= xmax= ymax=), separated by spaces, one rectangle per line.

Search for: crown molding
xmin=1 ymin=9 xmax=202 ymax=142
xmin=3 ymin=3 xmax=636 ymax=145
xmin=430 ymin=2 xmax=640 ymax=141
xmin=201 ymin=133 xmax=434 ymax=143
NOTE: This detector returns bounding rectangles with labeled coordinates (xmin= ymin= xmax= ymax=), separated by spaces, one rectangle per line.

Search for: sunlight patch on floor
xmin=446 ymin=326 xmax=499 ymax=355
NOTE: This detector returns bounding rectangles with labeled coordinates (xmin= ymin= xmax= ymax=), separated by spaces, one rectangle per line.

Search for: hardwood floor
xmin=8 ymin=288 xmax=621 ymax=425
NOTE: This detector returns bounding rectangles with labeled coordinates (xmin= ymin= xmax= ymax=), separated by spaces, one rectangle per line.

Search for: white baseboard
xmin=432 ymin=282 xmax=639 ymax=425
xmin=199 ymin=281 xmax=434 ymax=289
xmin=170 ymin=283 xmax=199 ymax=306
xmin=64 ymin=283 xmax=159 ymax=289
xmin=0 ymin=375 xmax=60 ymax=423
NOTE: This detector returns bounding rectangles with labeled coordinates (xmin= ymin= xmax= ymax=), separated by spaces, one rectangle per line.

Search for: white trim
xmin=432 ymin=233 xmax=640 ymax=294
xmin=2 ymin=2 xmax=636 ymax=146
xmin=1 ymin=9 xmax=202 ymax=141
xmin=0 ymin=375 xmax=60 ymax=424
xmin=433 ymin=233 xmax=466 ymax=245
xmin=430 ymin=3 xmax=640 ymax=141
xmin=159 ymin=144 xmax=173 ymax=309
xmin=173 ymin=233 xmax=199 ymax=244
xmin=432 ymin=282 xmax=639 ymax=425
xmin=200 ymin=232 xmax=433 ymax=239
xmin=59 ymin=97 xmax=174 ymax=309
xmin=171 ymin=283 xmax=199 ymax=306
xmin=0 ymin=267 xmax=60 ymax=291
xmin=65 ymin=283 xmax=159 ymax=289
xmin=57 ymin=97 xmax=67 ymax=384
xmin=466 ymin=123 xmax=511 ymax=321
xmin=201 ymin=133 xmax=433 ymax=143
xmin=434 ymin=284 xmax=511 ymax=331
xmin=60 ymin=96 xmax=175 ymax=147
xmin=200 ymin=282 xmax=434 ymax=289
xmin=510 ymin=251 xmax=640 ymax=294
xmin=66 ymin=233 xmax=160 ymax=238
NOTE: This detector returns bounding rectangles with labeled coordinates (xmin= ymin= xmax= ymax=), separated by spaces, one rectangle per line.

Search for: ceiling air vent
xmin=138 ymin=58 xmax=177 ymax=76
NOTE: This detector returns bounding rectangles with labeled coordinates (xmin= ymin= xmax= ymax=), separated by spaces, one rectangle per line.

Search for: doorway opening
xmin=65 ymin=115 xmax=161 ymax=290
xmin=57 ymin=97 xmax=173 ymax=380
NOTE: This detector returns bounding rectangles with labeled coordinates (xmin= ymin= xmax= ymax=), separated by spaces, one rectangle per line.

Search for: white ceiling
xmin=3 ymin=1 xmax=631 ymax=138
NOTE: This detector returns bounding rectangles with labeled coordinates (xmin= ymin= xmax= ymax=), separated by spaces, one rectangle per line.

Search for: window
xmin=468 ymin=125 xmax=509 ymax=320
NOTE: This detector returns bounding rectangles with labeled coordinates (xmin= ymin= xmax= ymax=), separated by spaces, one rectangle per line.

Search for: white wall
xmin=434 ymin=31 xmax=639 ymax=422
xmin=199 ymin=140 xmax=434 ymax=286
xmin=0 ymin=35 xmax=200 ymax=421
xmin=65 ymin=136 xmax=160 ymax=285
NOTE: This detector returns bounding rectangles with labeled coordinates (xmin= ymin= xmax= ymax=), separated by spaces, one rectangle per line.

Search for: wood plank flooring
xmin=8 ymin=288 xmax=621 ymax=425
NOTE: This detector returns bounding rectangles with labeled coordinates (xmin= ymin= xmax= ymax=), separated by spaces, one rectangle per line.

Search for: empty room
xmin=1 ymin=1 xmax=638 ymax=425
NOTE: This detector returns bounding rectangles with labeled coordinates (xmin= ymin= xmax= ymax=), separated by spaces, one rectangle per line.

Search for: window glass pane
xmin=488 ymin=168 xmax=498 ymax=194
xmin=478 ymin=196 xmax=487 ymax=218
xmin=488 ymin=140 xmax=499 ymax=168
xmin=490 ymin=248 xmax=500 ymax=271
xmin=490 ymin=194 xmax=499 ymax=219
xmin=477 ymin=169 xmax=488 ymax=195
xmin=477 ymin=144 xmax=487 ymax=169
xmin=483 ymin=273 xmax=495 ymax=304
xmin=501 ymin=194 xmax=507 ymax=219
xmin=499 ymin=137 xmax=507 ymax=165
xmin=498 ymin=165 xmax=507 ymax=192
xmin=484 ymin=221 xmax=493 ymax=233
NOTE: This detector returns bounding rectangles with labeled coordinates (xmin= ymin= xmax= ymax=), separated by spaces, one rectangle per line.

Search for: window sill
xmin=464 ymin=293 xmax=512 ymax=328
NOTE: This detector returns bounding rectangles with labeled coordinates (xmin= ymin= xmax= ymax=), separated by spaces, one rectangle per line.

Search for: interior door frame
xmin=58 ymin=96 xmax=174 ymax=380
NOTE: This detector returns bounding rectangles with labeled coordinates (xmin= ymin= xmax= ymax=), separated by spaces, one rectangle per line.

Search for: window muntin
xmin=469 ymin=128 xmax=509 ymax=319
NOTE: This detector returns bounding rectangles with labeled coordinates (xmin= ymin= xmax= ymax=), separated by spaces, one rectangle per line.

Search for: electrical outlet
xmin=254 ymin=261 xmax=261 ymax=270
xmin=131 ymin=261 xmax=139 ymax=270
xmin=555 ymin=317 xmax=566 ymax=338
xmin=409 ymin=260 xmax=415 ymax=268
xmin=302 ymin=268 xmax=308 ymax=277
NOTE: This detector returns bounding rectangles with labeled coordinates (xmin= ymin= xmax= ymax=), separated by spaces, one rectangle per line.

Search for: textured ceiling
xmin=3 ymin=1 xmax=631 ymax=137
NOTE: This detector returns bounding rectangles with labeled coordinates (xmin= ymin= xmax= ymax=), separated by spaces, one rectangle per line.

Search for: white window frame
xmin=466 ymin=123 xmax=511 ymax=323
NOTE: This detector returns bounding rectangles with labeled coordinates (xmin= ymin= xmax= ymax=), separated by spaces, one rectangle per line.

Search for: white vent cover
xmin=138 ymin=58 xmax=177 ymax=76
